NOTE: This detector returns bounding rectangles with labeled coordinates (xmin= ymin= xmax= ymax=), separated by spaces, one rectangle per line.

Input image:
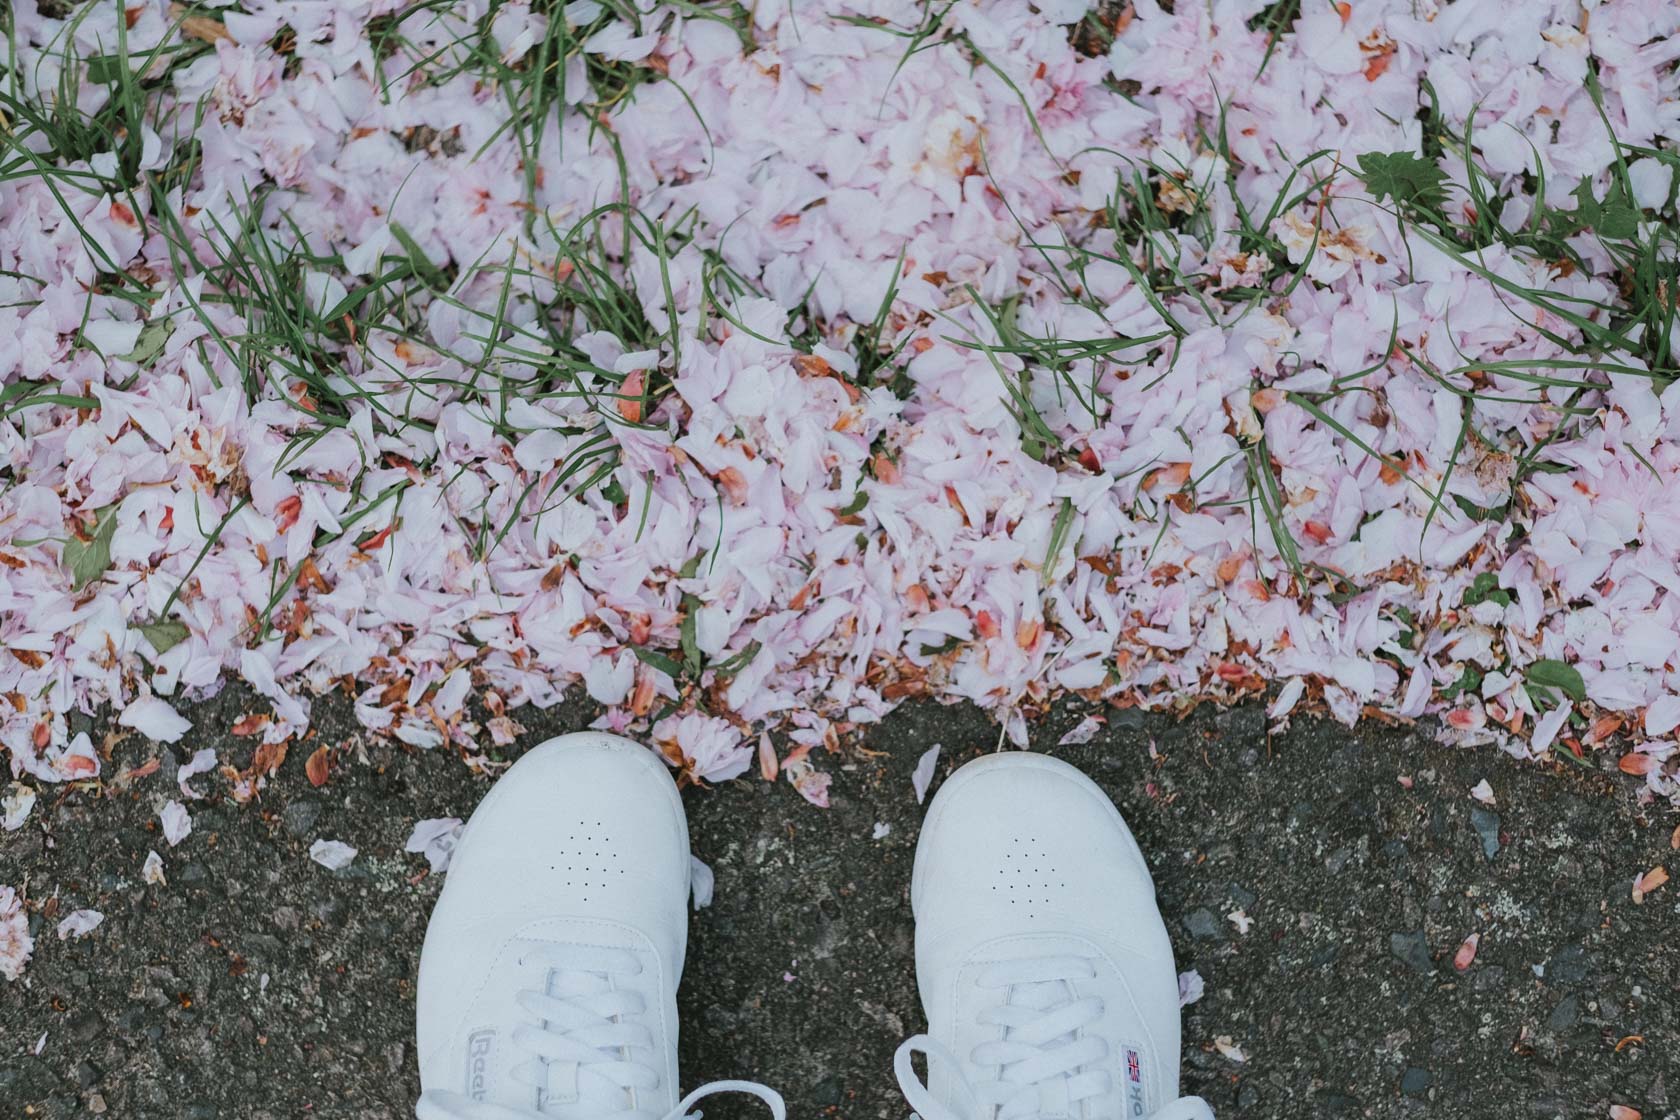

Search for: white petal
xmin=118 ymin=697 xmax=192 ymax=744
xmin=912 ymin=744 xmax=941 ymax=805
xmin=309 ymin=839 xmax=358 ymax=870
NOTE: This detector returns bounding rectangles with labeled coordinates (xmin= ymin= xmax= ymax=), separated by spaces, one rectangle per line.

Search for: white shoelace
xmin=893 ymin=954 xmax=1215 ymax=1120
xmin=416 ymin=944 xmax=786 ymax=1120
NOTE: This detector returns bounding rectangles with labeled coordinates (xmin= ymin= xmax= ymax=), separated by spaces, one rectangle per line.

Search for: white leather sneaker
xmin=895 ymin=752 xmax=1214 ymax=1120
xmin=414 ymin=731 xmax=784 ymax=1120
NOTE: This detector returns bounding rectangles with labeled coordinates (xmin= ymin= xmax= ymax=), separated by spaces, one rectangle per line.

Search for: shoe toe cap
xmin=914 ymin=753 xmax=1169 ymax=957
xmin=452 ymin=733 xmax=688 ymax=884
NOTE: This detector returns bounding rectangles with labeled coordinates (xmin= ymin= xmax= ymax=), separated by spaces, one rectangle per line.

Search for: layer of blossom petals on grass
xmin=1 ymin=0 xmax=1678 ymax=809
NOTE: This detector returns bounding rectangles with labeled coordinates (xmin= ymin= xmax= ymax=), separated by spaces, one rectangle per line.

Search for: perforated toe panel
xmin=993 ymin=833 xmax=1067 ymax=920
xmin=551 ymin=820 xmax=626 ymax=904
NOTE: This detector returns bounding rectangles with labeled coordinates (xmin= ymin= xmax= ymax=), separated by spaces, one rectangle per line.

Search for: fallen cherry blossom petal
xmin=176 ymin=749 xmax=218 ymax=800
xmin=118 ymin=697 xmax=192 ymax=744
xmin=0 ymin=886 xmax=31 ymax=981
xmin=404 ymin=817 xmax=463 ymax=874
xmin=1453 ymin=932 xmax=1480 ymax=972
xmin=912 ymin=745 xmax=942 ymax=805
xmin=2 ymin=785 xmax=36 ymax=832
xmin=1058 ymin=716 xmax=1105 ymax=747
xmin=689 ymin=856 xmax=714 ymax=911
xmin=160 ymin=800 xmax=191 ymax=847
xmin=55 ymin=909 xmax=104 ymax=940
xmin=309 ymin=840 xmax=358 ymax=871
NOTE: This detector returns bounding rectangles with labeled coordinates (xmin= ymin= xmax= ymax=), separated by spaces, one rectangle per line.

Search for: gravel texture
xmin=2 ymin=688 xmax=1675 ymax=1119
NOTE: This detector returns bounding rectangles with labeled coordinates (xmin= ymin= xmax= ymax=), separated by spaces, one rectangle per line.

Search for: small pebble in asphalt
xmin=1185 ymin=908 xmax=1224 ymax=941
xmin=1470 ymin=806 xmax=1502 ymax=860
xmin=1390 ymin=930 xmax=1433 ymax=973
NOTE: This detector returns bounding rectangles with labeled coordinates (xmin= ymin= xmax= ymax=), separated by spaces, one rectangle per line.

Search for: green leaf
xmin=711 ymin=640 xmax=762 ymax=677
xmin=138 ymin=619 xmax=190 ymax=654
xmin=1357 ymin=151 xmax=1448 ymax=214
xmin=679 ymin=596 xmax=704 ymax=675
xmin=85 ymin=54 xmax=130 ymax=85
xmin=388 ymin=222 xmax=446 ymax=288
xmin=64 ymin=505 xmax=119 ymax=591
xmin=1 ymin=379 xmax=98 ymax=416
xmin=1526 ymin=659 xmax=1586 ymax=703
xmin=118 ymin=320 xmax=174 ymax=366
xmin=1462 ymin=571 xmax=1511 ymax=608
xmin=1441 ymin=665 xmax=1482 ymax=700
xmin=1568 ymin=177 xmax=1640 ymax=241
xmin=919 ymin=634 xmax=963 ymax=657
xmin=630 ymin=646 xmax=685 ymax=680
xmin=837 ymin=490 xmax=868 ymax=517
xmin=1041 ymin=497 xmax=1075 ymax=588
xmin=1452 ymin=494 xmax=1511 ymax=524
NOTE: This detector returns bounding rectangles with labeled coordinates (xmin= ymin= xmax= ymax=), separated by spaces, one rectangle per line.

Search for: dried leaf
xmin=296 ymin=556 xmax=331 ymax=593
xmin=1618 ymin=753 xmax=1656 ymax=776
xmin=169 ymin=4 xmax=230 ymax=42
xmin=791 ymin=354 xmax=833 ymax=378
xmin=618 ymin=370 xmax=646 ymax=423
xmin=1632 ymin=865 xmax=1668 ymax=904
xmin=250 ymin=739 xmax=289 ymax=777
xmin=305 ymin=746 xmax=331 ymax=788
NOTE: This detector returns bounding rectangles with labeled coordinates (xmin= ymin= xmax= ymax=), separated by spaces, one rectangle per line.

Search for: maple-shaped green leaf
xmin=64 ymin=505 xmax=119 ymax=591
xmin=1357 ymin=151 xmax=1448 ymax=214
xmin=1568 ymin=177 xmax=1640 ymax=241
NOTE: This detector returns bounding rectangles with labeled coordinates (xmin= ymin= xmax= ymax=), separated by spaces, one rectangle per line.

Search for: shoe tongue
xmin=537 ymin=965 xmax=637 ymax=1119
xmin=459 ymin=943 xmax=629 ymax=1119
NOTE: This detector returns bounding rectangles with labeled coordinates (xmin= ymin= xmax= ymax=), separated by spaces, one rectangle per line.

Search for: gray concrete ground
xmin=1 ymin=687 xmax=1675 ymax=1119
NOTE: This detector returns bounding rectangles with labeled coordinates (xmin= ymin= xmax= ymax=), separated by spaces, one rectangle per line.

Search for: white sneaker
xmin=414 ymin=731 xmax=785 ymax=1120
xmin=895 ymin=752 xmax=1214 ymax=1120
